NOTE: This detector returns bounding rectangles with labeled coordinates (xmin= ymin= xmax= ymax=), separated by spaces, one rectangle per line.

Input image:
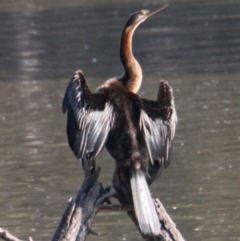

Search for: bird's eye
xmin=139 ymin=11 xmax=144 ymax=16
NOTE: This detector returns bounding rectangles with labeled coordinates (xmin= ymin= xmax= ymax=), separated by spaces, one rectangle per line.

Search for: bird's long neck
xmin=120 ymin=24 xmax=142 ymax=93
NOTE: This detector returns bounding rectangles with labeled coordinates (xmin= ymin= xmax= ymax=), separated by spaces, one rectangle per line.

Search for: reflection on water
xmin=0 ymin=1 xmax=240 ymax=241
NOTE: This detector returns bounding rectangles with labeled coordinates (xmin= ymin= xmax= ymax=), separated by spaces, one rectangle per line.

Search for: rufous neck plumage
xmin=119 ymin=22 xmax=143 ymax=93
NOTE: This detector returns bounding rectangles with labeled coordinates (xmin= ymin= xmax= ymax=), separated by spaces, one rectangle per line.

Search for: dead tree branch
xmin=0 ymin=228 xmax=32 ymax=241
xmin=0 ymin=167 xmax=185 ymax=241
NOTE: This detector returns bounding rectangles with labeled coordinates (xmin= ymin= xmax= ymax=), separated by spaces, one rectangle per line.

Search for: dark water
xmin=0 ymin=1 xmax=240 ymax=241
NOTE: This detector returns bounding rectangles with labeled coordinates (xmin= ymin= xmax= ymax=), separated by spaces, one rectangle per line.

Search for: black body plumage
xmin=62 ymin=71 xmax=176 ymax=177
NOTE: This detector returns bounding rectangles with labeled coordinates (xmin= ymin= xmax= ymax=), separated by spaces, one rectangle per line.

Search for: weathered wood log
xmin=52 ymin=167 xmax=107 ymax=241
xmin=51 ymin=164 xmax=186 ymax=241
xmin=0 ymin=228 xmax=34 ymax=241
xmin=0 ymin=228 xmax=25 ymax=241
xmin=0 ymin=167 xmax=185 ymax=241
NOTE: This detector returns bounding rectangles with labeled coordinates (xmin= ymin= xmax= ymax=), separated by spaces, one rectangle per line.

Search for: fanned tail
xmin=130 ymin=170 xmax=160 ymax=236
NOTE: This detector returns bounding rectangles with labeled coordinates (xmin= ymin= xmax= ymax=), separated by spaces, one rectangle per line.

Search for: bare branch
xmin=97 ymin=204 xmax=133 ymax=212
xmin=0 ymin=167 xmax=185 ymax=241
xmin=0 ymin=228 xmax=25 ymax=241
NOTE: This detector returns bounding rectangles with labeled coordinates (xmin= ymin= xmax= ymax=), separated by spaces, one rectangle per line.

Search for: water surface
xmin=0 ymin=1 xmax=240 ymax=241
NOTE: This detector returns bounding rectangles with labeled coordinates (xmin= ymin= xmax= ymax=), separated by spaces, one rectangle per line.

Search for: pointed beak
xmin=146 ymin=4 xmax=169 ymax=19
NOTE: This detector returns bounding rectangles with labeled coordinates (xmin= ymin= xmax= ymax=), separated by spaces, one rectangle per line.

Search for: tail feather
xmin=130 ymin=170 xmax=160 ymax=236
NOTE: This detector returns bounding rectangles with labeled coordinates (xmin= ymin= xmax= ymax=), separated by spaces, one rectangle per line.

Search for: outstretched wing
xmin=140 ymin=80 xmax=177 ymax=183
xmin=62 ymin=70 xmax=115 ymax=169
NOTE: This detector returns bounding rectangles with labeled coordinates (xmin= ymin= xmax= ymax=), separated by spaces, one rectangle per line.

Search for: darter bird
xmin=62 ymin=5 xmax=177 ymax=236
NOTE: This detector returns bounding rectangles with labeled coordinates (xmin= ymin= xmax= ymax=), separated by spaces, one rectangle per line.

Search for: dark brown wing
xmin=140 ymin=80 xmax=177 ymax=184
xmin=62 ymin=70 xmax=115 ymax=172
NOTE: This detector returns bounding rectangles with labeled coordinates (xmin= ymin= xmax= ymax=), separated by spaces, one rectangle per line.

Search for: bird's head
xmin=125 ymin=4 xmax=168 ymax=29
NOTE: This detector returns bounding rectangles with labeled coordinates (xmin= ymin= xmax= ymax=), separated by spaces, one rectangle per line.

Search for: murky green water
xmin=0 ymin=1 xmax=240 ymax=241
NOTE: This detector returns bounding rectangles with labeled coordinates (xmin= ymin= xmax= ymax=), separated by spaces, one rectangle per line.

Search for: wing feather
xmin=62 ymin=70 xmax=115 ymax=168
xmin=140 ymin=80 xmax=177 ymax=183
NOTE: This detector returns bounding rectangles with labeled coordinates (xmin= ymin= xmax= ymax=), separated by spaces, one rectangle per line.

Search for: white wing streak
xmin=140 ymin=110 xmax=168 ymax=166
xmin=63 ymin=71 xmax=115 ymax=161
